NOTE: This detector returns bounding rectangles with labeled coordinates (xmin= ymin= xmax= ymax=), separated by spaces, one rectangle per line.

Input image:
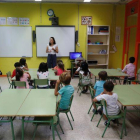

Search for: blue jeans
xmin=47 ymin=54 xmax=56 ymax=68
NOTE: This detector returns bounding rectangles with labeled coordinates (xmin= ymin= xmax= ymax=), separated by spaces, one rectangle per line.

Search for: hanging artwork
xmin=81 ymin=16 xmax=92 ymax=25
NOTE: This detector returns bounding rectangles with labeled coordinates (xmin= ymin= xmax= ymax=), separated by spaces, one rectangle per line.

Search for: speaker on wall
xmin=75 ymin=31 xmax=78 ymax=43
xmin=33 ymin=31 xmax=36 ymax=42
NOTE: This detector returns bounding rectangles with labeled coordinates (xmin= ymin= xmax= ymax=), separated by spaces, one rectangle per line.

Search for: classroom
xmin=0 ymin=0 xmax=140 ymax=139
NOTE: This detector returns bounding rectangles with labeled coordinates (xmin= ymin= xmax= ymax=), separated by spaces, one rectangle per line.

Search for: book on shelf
xmin=88 ymin=26 xmax=94 ymax=34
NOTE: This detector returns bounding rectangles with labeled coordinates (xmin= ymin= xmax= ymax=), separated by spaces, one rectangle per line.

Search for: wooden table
xmin=90 ymin=69 xmax=128 ymax=83
xmin=113 ymin=85 xmax=140 ymax=137
xmin=0 ymin=89 xmax=30 ymax=140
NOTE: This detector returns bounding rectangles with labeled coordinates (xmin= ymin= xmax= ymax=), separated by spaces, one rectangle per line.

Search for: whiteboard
xmin=36 ymin=26 xmax=75 ymax=57
xmin=0 ymin=26 xmax=32 ymax=57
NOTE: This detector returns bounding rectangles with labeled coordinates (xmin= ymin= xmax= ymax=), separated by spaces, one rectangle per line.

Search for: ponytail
xmin=16 ymin=68 xmax=23 ymax=81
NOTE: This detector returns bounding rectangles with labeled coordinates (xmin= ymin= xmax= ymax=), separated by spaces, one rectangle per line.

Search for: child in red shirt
xmin=56 ymin=62 xmax=66 ymax=76
xmin=52 ymin=60 xmax=63 ymax=71
xmin=11 ymin=62 xmax=21 ymax=78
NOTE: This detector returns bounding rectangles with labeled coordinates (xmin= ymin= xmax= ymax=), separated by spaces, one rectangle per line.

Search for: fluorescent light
xmin=84 ymin=0 xmax=91 ymax=2
xmin=35 ymin=0 xmax=42 ymax=1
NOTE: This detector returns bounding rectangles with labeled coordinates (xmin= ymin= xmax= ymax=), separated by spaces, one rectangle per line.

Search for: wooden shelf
xmin=88 ymin=54 xmax=108 ymax=56
xmin=88 ymin=44 xmax=109 ymax=46
xmin=88 ymin=34 xmax=109 ymax=36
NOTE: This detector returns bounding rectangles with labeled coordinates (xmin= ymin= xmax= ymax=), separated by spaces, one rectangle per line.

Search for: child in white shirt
xmin=93 ymin=81 xmax=120 ymax=126
xmin=37 ymin=62 xmax=49 ymax=88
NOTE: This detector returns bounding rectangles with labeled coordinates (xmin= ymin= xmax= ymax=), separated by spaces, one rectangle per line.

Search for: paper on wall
xmin=0 ymin=17 xmax=6 ymax=25
xmin=7 ymin=17 xmax=18 ymax=25
xmin=19 ymin=18 xmax=29 ymax=25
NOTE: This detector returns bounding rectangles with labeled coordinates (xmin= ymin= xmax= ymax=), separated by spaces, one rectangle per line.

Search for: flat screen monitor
xmin=69 ymin=52 xmax=82 ymax=60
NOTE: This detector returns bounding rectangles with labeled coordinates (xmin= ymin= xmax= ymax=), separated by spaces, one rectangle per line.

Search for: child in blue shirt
xmin=54 ymin=72 xmax=74 ymax=110
xmin=93 ymin=71 xmax=107 ymax=114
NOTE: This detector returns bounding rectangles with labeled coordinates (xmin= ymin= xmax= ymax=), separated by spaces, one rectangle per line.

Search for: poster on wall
xmin=115 ymin=27 xmax=121 ymax=42
xmin=0 ymin=17 xmax=6 ymax=25
xmin=19 ymin=18 xmax=30 ymax=25
xmin=7 ymin=17 xmax=18 ymax=25
xmin=81 ymin=16 xmax=92 ymax=25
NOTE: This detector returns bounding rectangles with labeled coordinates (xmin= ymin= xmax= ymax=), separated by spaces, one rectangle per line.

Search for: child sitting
xmin=72 ymin=62 xmax=81 ymax=78
xmin=52 ymin=60 xmax=63 ymax=71
xmin=56 ymin=62 xmax=66 ymax=76
xmin=93 ymin=81 xmax=120 ymax=126
xmin=37 ymin=62 xmax=49 ymax=89
xmin=122 ymin=57 xmax=135 ymax=84
xmin=20 ymin=58 xmax=29 ymax=71
xmin=11 ymin=62 xmax=21 ymax=78
xmin=16 ymin=68 xmax=31 ymax=89
xmin=93 ymin=71 xmax=107 ymax=114
xmin=54 ymin=72 xmax=74 ymax=110
xmin=79 ymin=62 xmax=91 ymax=93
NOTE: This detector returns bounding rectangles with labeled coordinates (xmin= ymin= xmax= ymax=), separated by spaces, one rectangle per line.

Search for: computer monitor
xmin=69 ymin=52 xmax=82 ymax=60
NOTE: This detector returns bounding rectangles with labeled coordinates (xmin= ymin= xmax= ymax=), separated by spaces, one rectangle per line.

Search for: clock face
xmin=47 ymin=9 xmax=54 ymax=16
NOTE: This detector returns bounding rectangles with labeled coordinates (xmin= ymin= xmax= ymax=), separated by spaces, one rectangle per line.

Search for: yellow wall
xmin=0 ymin=3 xmax=125 ymax=74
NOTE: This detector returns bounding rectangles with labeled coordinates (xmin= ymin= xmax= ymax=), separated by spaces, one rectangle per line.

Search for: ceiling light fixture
xmin=84 ymin=0 xmax=91 ymax=2
xmin=35 ymin=0 xmax=42 ymax=1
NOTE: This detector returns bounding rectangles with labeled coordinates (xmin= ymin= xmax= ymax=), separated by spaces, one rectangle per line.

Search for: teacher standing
xmin=46 ymin=37 xmax=58 ymax=68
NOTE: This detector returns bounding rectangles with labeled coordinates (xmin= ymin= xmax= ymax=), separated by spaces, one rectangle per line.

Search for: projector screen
xmin=0 ymin=26 xmax=32 ymax=57
xmin=36 ymin=26 xmax=75 ymax=57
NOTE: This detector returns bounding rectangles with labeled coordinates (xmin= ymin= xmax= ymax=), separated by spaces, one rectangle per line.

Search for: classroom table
xmin=12 ymin=68 xmax=59 ymax=82
xmin=113 ymin=85 xmax=140 ymax=137
xmin=90 ymin=69 xmax=128 ymax=82
xmin=0 ymin=89 xmax=31 ymax=140
xmin=17 ymin=89 xmax=57 ymax=140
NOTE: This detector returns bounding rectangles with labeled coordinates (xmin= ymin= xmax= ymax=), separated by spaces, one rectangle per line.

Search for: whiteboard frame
xmin=35 ymin=25 xmax=76 ymax=57
xmin=0 ymin=26 xmax=33 ymax=58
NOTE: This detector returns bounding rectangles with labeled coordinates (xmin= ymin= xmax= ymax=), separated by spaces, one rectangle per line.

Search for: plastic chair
xmin=96 ymin=99 xmax=127 ymax=139
xmin=0 ymin=86 xmax=2 ymax=92
xmin=88 ymin=86 xmax=102 ymax=121
xmin=77 ymin=73 xmax=92 ymax=96
xmin=13 ymin=81 xmax=26 ymax=88
xmin=59 ymin=95 xmax=74 ymax=130
xmin=26 ymin=102 xmax=64 ymax=140
xmin=6 ymin=71 xmax=12 ymax=89
xmin=34 ymin=79 xmax=49 ymax=89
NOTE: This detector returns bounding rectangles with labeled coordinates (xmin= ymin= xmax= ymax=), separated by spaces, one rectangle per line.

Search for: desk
xmin=114 ymin=85 xmax=140 ymax=137
xmin=0 ymin=89 xmax=30 ymax=140
xmin=90 ymin=69 xmax=128 ymax=82
xmin=17 ymin=89 xmax=56 ymax=140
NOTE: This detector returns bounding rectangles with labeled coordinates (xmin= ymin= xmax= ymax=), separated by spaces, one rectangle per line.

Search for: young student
xmin=72 ymin=62 xmax=81 ymax=78
xmin=56 ymin=62 xmax=66 ymax=76
xmin=93 ymin=81 xmax=120 ymax=126
xmin=54 ymin=72 xmax=74 ymax=110
xmin=19 ymin=58 xmax=29 ymax=71
xmin=79 ymin=62 xmax=91 ymax=93
xmin=93 ymin=71 xmax=108 ymax=114
xmin=122 ymin=57 xmax=135 ymax=84
xmin=37 ymin=62 xmax=49 ymax=89
xmin=11 ymin=62 xmax=21 ymax=78
xmin=52 ymin=60 xmax=63 ymax=71
xmin=16 ymin=68 xmax=31 ymax=89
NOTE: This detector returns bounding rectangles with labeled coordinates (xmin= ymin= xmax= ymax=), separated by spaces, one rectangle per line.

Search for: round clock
xmin=47 ymin=9 xmax=54 ymax=16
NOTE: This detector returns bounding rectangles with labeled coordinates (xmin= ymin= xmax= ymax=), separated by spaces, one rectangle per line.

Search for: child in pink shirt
xmin=16 ymin=68 xmax=31 ymax=89
xmin=56 ymin=62 xmax=66 ymax=76
xmin=122 ymin=57 xmax=135 ymax=84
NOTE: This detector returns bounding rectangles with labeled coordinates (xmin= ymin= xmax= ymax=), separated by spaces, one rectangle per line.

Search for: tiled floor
xmin=0 ymin=77 xmax=140 ymax=140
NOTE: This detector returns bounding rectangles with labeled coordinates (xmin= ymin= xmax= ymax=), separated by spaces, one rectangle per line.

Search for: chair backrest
xmin=68 ymin=94 xmax=74 ymax=110
xmin=6 ymin=71 xmax=12 ymax=84
xmin=89 ymin=86 xmax=95 ymax=99
xmin=101 ymin=99 xmax=108 ymax=116
xmin=14 ymin=81 xmax=26 ymax=88
xmin=34 ymin=79 xmax=49 ymax=88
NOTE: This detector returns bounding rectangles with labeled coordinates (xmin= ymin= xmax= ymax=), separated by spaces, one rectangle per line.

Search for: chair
xmin=25 ymin=102 xmax=64 ymax=140
xmin=96 ymin=99 xmax=127 ymax=139
xmin=34 ymin=79 xmax=49 ymax=89
xmin=77 ymin=73 xmax=92 ymax=96
xmin=0 ymin=86 xmax=2 ymax=92
xmin=127 ymin=69 xmax=140 ymax=84
xmin=13 ymin=81 xmax=26 ymax=88
xmin=88 ymin=86 xmax=102 ymax=121
xmin=59 ymin=95 xmax=74 ymax=130
xmin=6 ymin=71 xmax=13 ymax=89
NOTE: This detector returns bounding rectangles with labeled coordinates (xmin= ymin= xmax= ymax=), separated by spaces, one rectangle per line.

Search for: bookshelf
xmin=86 ymin=25 xmax=110 ymax=68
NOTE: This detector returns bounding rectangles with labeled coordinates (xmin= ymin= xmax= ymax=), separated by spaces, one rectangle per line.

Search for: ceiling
xmin=0 ymin=0 xmax=132 ymax=3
